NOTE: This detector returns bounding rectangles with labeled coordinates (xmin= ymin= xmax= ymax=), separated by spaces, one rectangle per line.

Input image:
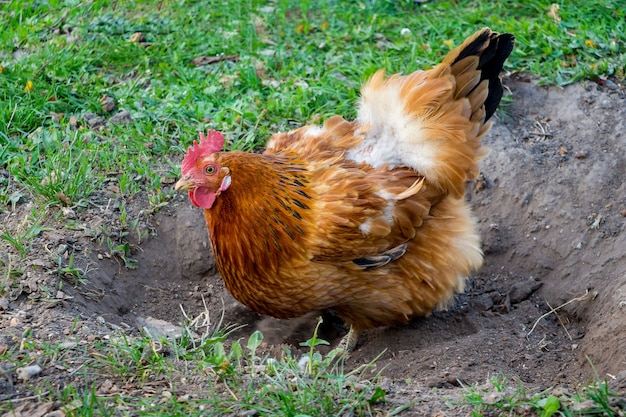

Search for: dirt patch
xmin=2 ymin=77 xmax=626 ymax=410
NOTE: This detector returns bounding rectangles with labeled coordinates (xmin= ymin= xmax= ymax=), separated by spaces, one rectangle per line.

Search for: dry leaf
xmin=547 ymin=4 xmax=561 ymax=23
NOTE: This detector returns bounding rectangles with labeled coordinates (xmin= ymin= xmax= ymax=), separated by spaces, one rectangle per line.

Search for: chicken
xmin=175 ymin=28 xmax=514 ymax=350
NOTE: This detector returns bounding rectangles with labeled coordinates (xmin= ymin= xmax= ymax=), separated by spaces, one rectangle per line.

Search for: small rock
xmin=56 ymin=290 xmax=71 ymax=300
xmin=16 ymin=364 xmax=43 ymax=380
xmin=570 ymin=399 xmax=599 ymax=412
xmin=136 ymin=316 xmax=187 ymax=340
xmin=49 ymin=111 xmax=64 ymax=122
xmin=57 ymin=244 xmax=68 ymax=256
xmin=350 ymin=381 xmax=368 ymax=392
xmin=575 ymin=149 xmax=588 ymax=159
xmin=426 ymin=377 xmax=446 ymax=388
xmin=263 ymin=79 xmax=280 ymax=88
xmin=61 ymin=207 xmax=76 ymax=219
xmin=10 ymin=317 xmax=20 ymax=327
xmin=470 ymin=293 xmax=494 ymax=311
xmin=508 ymin=278 xmax=543 ymax=304
xmin=0 ymin=297 xmax=9 ymax=310
xmin=84 ymin=112 xmax=106 ymax=129
xmin=237 ymin=410 xmax=258 ymax=417
xmin=110 ymin=110 xmax=133 ymax=125
xmin=446 ymin=374 xmax=465 ymax=386
xmin=129 ymin=32 xmax=145 ymax=43
xmin=60 ymin=341 xmax=78 ymax=349
xmin=177 ymin=393 xmax=192 ymax=402
xmin=100 ymin=94 xmax=116 ymax=113
xmin=379 ymin=377 xmax=392 ymax=391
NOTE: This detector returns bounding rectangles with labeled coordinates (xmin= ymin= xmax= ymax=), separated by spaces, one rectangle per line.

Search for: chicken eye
xmin=205 ymin=165 xmax=217 ymax=175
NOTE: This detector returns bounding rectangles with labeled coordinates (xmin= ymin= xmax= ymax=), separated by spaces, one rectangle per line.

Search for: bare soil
xmin=1 ymin=77 xmax=626 ymax=414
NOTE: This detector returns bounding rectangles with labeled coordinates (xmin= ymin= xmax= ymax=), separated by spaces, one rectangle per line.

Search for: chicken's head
xmin=175 ymin=130 xmax=231 ymax=209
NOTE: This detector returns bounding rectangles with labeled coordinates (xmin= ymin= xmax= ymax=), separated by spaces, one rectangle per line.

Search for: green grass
xmin=1 ymin=0 xmax=624 ymax=212
xmin=459 ymin=374 xmax=624 ymax=417
xmin=1 ymin=314 xmax=391 ymax=416
xmin=1 ymin=0 xmax=625 ymax=415
xmin=1 ymin=0 xmax=624 ymax=208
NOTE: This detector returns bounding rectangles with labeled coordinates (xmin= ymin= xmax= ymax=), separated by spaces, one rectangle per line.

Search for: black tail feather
xmin=454 ymin=29 xmax=515 ymax=121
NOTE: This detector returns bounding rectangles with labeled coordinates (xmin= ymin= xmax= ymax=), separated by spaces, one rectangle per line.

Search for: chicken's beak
xmin=174 ymin=175 xmax=194 ymax=192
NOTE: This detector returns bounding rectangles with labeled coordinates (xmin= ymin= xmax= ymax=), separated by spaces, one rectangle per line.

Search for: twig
xmin=546 ymin=299 xmax=573 ymax=340
xmin=5 ymin=103 xmax=18 ymax=131
xmin=527 ymin=289 xmax=596 ymax=338
xmin=0 ymin=392 xmax=50 ymax=404
xmin=527 ymin=132 xmax=553 ymax=138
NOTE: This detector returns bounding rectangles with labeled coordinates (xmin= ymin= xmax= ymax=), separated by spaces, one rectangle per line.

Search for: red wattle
xmin=191 ymin=187 xmax=217 ymax=209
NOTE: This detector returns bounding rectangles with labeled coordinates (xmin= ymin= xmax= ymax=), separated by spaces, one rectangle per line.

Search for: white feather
xmin=347 ymin=77 xmax=436 ymax=179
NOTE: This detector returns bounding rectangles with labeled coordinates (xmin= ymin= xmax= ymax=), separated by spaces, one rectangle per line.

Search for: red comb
xmin=181 ymin=130 xmax=225 ymax=174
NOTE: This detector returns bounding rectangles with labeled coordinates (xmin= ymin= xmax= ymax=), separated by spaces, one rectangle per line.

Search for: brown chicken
xmin=175 ymin=28 xmax=514 ymax=350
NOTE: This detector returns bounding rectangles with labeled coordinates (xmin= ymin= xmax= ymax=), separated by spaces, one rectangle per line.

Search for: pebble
xmin=508 ymin=278 xmax=543 ymax=304
xmin=575 ymin=149 xmax=588 ymax=159
xmin=62 ymin=207 xmax=76 ymax=219
xmin=470 ymin=294 xmax=494 ymax=311
xmin=379 ymin=377 xmax=392 ymax=391
xmin=57 ymin=244 xmax=68 ymax=256
xmin=446 ymin=374 xmax=465 ymax=386
xmin=84 ymin=112 xmax=106 ymax=129
xmin=100 ymin=94 xmax=116 ymax=113
xmin=136 ymin=316 xmax=187 ymax=340
xmin=16 ymin=364 xmax=43 ymax=380
xmin=110 ymin=110 xmax=133 ymax=125
xmin=237 ymin=410 xmax=258 ymax=417
xmin=56 ymin=290 xmax=71 ymax=300
xmin=31 ymin=258 xmax=50 ymax=267
xmin=129 ymin=32 xmax=145 ymax=43
xmin=570 ymin=399 xmax=598 ymax=412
